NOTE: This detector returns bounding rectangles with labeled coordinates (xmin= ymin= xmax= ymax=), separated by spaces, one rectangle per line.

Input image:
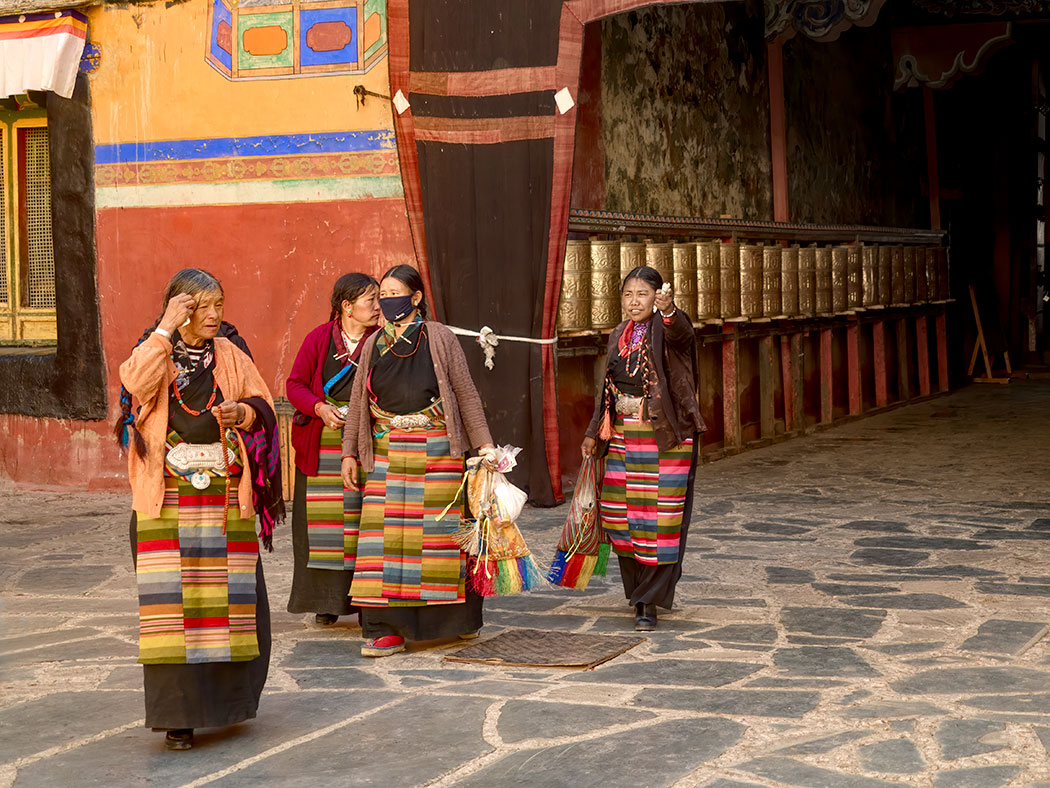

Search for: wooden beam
xmin=873 ymin=320 xmax=888 ymax=408
xmin=820 ymin=327 xmax=833 ymax=424
xmin=847 ymin=319 xmax=862 ymax=416
xmin=768 ymin=35 xmax=789 ymax=223
xmin=722 ymin=324 xmax=742 ymax=451
xmin=760 ymin=335 xmax=777 ymax=439
xmin=916 ymin=314 xmax=931 ymax=396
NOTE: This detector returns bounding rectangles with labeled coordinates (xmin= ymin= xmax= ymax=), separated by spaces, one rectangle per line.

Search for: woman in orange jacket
xmin=117 ymin=268 xmax=281 ymax=751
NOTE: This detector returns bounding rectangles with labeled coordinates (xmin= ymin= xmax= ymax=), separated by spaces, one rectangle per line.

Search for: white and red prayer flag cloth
xmin=0 ymin=10 xmax=87 ymax=100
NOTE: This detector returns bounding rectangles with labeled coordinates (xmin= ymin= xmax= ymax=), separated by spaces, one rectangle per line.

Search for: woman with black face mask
xmin=340 ymin=264 xmax=496 ymax=657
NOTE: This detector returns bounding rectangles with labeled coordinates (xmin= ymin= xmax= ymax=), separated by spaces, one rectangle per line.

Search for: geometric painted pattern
xmin=207 ymin=0 xmax=387 ymax=80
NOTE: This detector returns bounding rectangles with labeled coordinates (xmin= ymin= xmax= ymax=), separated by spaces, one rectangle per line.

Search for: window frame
xmin=0 ymin=107 xmax=55 ymax=346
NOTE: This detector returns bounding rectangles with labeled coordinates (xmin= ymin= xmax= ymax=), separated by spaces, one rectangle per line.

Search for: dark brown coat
xmin=585 ymin=310 xmax=705 ymax=453
xmin=341 ymin=321 xmax=494 ymax=471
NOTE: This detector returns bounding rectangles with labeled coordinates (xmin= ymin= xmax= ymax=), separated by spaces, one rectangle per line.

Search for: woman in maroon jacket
xmin=582 ymin=266 xmax=705 ymax=632
xmin=286 ymin=273 xmax=380 ymax=625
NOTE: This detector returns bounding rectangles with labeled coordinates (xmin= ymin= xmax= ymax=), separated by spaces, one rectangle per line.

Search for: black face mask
xmin=380 ymin=294 xmax=416 ymax=323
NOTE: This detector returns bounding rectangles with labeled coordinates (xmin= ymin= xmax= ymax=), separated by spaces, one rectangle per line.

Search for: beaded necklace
xmin=618 ymin=320 xmax=649 ymax=378
xmin=172 ymin=378 xmax=218 ymax=416
xmin=388 ymin=323 xmax=426 ymax=359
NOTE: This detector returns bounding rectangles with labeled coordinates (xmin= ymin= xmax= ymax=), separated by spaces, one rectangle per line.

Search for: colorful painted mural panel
xmin=207 ymin=0 xmax=386 ymax=80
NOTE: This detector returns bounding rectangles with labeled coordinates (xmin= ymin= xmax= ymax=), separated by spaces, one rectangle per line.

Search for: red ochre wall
xmin=0 ymin=197 xmax=415 ymax=490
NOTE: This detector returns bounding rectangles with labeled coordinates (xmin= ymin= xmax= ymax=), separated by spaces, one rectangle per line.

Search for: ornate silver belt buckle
xmin=616 ymin=395 xmax=642 ymax=416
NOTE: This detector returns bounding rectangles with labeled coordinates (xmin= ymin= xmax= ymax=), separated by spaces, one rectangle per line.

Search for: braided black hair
xmin=328 ymin=272 xmax=379 ymax=322
xmin=114 ymin=269 xmax=223 ymax=457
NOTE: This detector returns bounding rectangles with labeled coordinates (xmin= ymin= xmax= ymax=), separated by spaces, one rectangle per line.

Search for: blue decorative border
xmin=94 ymin=130 xmax=397 ymax=164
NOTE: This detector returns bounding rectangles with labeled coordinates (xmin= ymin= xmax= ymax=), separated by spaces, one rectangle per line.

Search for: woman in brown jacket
xmin=117 ymin=268 xmax=277 ymax=750
xmin=582 ymin=266 xmax=705 ymax=632
xmin=341 ymin=264 xmax=495 ymax=657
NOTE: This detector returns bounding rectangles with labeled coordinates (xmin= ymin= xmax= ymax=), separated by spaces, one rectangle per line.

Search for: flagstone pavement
xmin=2 ymin=380 xmax=1050 ymax=788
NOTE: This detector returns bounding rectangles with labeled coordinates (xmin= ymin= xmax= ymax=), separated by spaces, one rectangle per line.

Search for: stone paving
xmin=2 ymin=380 xmax=1050 ymax=787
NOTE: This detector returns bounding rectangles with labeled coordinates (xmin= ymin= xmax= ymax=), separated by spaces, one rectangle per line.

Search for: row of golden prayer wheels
xmin=556 ymin=238 xmax=951 ymax=332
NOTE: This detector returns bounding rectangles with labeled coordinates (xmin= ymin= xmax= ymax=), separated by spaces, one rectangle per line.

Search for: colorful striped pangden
xmin=349 ymin=400 xmax=467 ymax=608
xmin=135 ymin=477 xmax=260 ymax=664
xmin=599 ymin=413 xmax=693 ymax=566
xmin=305 ymin=422 xmax=362 ymax=570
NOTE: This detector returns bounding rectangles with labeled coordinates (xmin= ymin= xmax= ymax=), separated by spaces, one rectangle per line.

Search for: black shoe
xmin=634 ymin=603 xmax=657 ymax=632
xmin=165 ymin=729 xmax=193 ymax=751
xmin=315 ymin=613 xmax=338 ymax=626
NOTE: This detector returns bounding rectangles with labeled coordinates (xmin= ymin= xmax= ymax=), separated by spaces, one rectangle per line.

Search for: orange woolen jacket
xmin=119 ymin=332 xmax=275 ymax=520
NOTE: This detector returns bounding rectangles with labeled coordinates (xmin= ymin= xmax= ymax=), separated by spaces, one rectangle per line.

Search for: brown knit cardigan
xmin=341 ymin=321 xmax=493 ymax=471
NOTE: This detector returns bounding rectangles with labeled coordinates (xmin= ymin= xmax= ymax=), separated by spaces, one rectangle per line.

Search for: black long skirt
xmin=129 ymin=512 xmax=271 ymax=730
xmin=617 ymin=436 xmax=699 ymax=610
xmin=361 ymin=589 xmax=484 ymax=641
xmin=286 ymin=469 xmax=356 ymax=617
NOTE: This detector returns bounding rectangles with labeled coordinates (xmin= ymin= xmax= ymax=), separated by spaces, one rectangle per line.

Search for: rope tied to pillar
xmin=445 ymin=325 xmax=557 ymax=370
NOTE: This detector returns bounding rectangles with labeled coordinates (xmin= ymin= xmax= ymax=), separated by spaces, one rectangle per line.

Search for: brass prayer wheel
xmin=590 ymin=239 xmax=621 ymax=330
xmin=719 ymin=241 xmax=741 ymax=319
xmin=781 ymin=244 xmax=800 ymax=316
xmin=846 ymin=245 xmax=862 ymax=310
xmin=696 ymin=241 xmax=721 ymax=320
xmin=925 ymin=246 xmax=939 ymax=303
xmin=762 ymin=245 xmax=782 ymax=318
xmin=620 ymin=241 xmax=645 ymax=280
xmin=814 ymin=246 xmax=832 ymax=314
xmin=798 ymin=246 xmax=816 ymax=315
xmin=620 ymin=241 xmax=646 ymax=320
xmin=915 ymin=246 xmax=929 ymax=303
xmin=877 ymin=245 xmax=892 ymax=307
xmin=557 ymin=239 xmax=592 ymax=333
xmin=831 ymin=245 xmax=848 ymax=313
xmin=861 ymin=245 xmax=877 ymax=307
xmin=672 ymin=242 xmax=698 ymax=321
xmin=739 ymin=244 xmax=764 ymax=319
xmin=645 ymin=241 xmax=674 ymax=287
xmin=902 ymin=246 xmax=917 ymax=304
xmin=890 ymin=245 xmax=905 ymax=305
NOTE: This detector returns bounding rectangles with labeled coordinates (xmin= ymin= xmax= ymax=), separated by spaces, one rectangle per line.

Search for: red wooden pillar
xmin=897 ymin=318 xmax=912 ymax=401
xmin=760 ymin=335 xmax=777 ymax=440
xmin=820 ymin=327 xmax=833 ymax=424
xmin=768 ymin=36 xmax=789 ymax=223
xmin=936 ymin=311 xmax=949 ymax=392
xmin=924 ymin=88 xmax=942 ymax=231
xmin=873 ymin=320 xmax=888 ymax=408
xmin=847 ymin=319 xmax=862 ymax=416
xmin=722 ymin=325 xmax=742 ymax=451
xmin=790 ymin=332 xmax=804 ymax=434
xmin=916 ymin=314 xmax=931 ymax=396
xmin=780 ymin=335 xmax=793 ymax=432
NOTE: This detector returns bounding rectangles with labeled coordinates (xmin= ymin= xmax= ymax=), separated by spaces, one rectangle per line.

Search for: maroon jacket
xmin=286 ymin=320 xmax=375 ymax=476
xmin=586 ymin=309 xmax=706 ymax=453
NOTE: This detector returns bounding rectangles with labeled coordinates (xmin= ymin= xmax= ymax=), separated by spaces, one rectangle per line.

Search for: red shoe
xmin=361 ymin=635 xmax=406 ymax=657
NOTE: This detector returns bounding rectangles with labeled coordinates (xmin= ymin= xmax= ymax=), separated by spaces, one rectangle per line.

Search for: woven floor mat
xmin=445 ymin=628 xmax=645 ymax=669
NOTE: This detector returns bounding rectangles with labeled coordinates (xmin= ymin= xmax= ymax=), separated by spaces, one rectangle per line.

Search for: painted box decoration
xmin=207 ymin=0 xmax=387 ymax=80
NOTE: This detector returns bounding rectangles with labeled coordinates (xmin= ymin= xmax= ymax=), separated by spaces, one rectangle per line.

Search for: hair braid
xmin=113 ymin=320 xmax=160 ymax=458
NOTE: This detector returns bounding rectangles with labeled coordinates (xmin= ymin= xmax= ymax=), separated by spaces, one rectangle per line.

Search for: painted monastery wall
xmin=0 ymin=0 xmax=415 ymax=488
xmin=572 ymin=4 xmax=926 ymax=228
